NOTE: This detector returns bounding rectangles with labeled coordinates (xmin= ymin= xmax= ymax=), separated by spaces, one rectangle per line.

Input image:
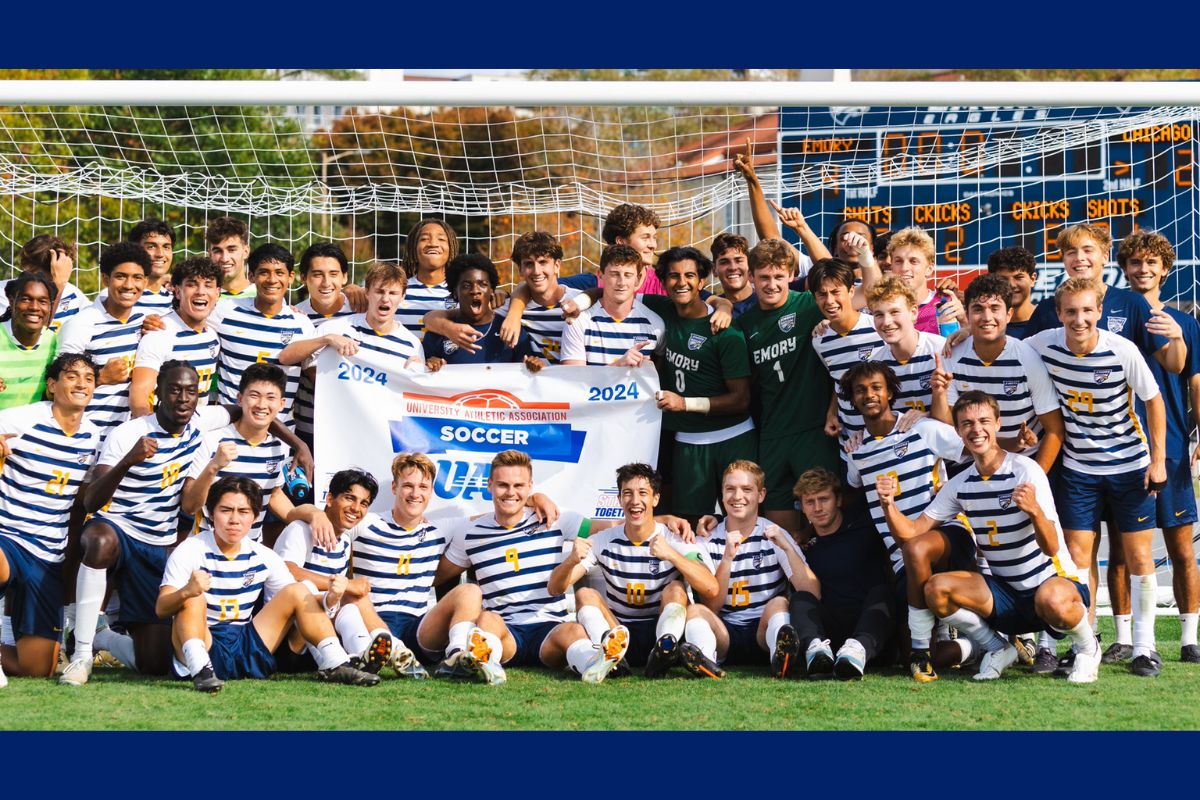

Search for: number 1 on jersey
xmin=773 ymin=361 xmax=785 ymax=383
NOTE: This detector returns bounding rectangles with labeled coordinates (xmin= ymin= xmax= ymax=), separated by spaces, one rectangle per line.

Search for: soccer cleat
xmin=1013 ymin=635 xmax=1036 ymax=666
xmin=771 ymin=624 xmax=800 ymax=679
xmin=465 ymin=627 xmax=506 ymax=686
xmin=1130 ymin=651 xmax=1163 ymax=678
xmin=434 ymin=648 xmax=477 ymax=680
xmin=679 ymin=642 xmax=724 ymax=679
xmin=350 ymin=632 xmax=392 ymax=675
xmin=610 ymin=657 xmax=633 ymax=678
xmin=644 ymin=633 xmax=680 ymax=678
xmin=581 ymin=626 xmax=630 ymax=684
xmin=1181 ymin=644 xmax=1200 ymax=664
xmin=1031 ymin=647 xmax=1059 ymax=675
xmin=973 ymin=644 xmax=1019 ymax=681
xmin=909 ymin=648 xmax=938 ymax=683
xmin=387 ymin=637 xmax=429 ymax=679
xmin=804 ymin=638 xmax=834 ymax=679
xmin=94 ymin=650 xmax=124 ymax=668
xmin=1053 ymin=649 xmax=1076 ymax=676
xmin=834 ymin=639 xmax=867 ymax=681
xmin=316 ymin=661 xmax=382 ymax=686
xmin=191 ymin=665 xmax=224 ymax=693
xmin=1067 ymin=647 xmax=1100 ymax=685
xmin=1100 ymin=642 xmax=1133 ymax=664
xmin=59 ymin=656 xmax=93 ymax=686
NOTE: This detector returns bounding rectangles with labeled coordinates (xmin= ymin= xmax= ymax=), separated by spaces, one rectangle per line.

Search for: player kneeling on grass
xmin=157 ymin=476 xmax=380 ymax=692
xmin=694 ymin=461 xmax=818 ymax=678
xmin=880 ymin=392 xmax=1097 ymax=683
xmin=548 ymin=463 xmax=722 ymax=679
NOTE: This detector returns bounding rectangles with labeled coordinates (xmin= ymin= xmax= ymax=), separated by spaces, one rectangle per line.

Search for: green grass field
xmin=3 ymin=618 xmax=1197 ymax=730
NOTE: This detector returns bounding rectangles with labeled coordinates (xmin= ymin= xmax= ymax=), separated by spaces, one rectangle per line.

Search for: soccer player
xmin=880 ymin=391 xmax=1097 ymax=683
xmin=435 ymin=450 xmax=632 ymax=684
xmin=57 ymin=242 xmax=149 ymax=445
xmin=207 ymin=216 xmax=254 ymax=299
xmin=935 ymin=274 xmax=1065 ymax=474
xmin=548 ymin=463 xmax=721 ymax=679
xmin=0 ymin=235 xmax=88 ymax=331
xmin=788 ymin=469 xmax=896 ymax=680
xmin=395 ymin=218 xmax=457 ymax=338
xmin=97 ymin=220 xmax=175 ymax=315
xmin=0 ymin=272 xmax=59 ymax=411
xmin=985 ymin=246 xmax=1038 ymax=340
xmin=1027 ymin=277 xmax=1167 ymax=677
xmin=209 ymin=244 xmax=315 ymax=429
xmin=711 ymin=232 xmax=758 ymax=318
xmin=0 ymin=354 xmax=100 ymax=683
xmin=158 ymin=476 xmax=379 ymax=692
xmin=130 ymin=256 xmax=222 ymax=417
xmin=559 ymin=244 xmax=666 ymax=366
xmin=696 ymin=461 xmax=818 ymax=675
xmin=884 ymin=227 xmax=965 ymax=335
xmin=867 ymin=275 xmax=946 ymax=416
xmin=596 ymin=203 xmax=667 ymax=295
xmin=293 ymin=242 xmax=356 ymax=446
xmin=1106 ymin=231 xmax=1200 ymax=665
xmin=736 ymin=239 xmax=838 ymax=533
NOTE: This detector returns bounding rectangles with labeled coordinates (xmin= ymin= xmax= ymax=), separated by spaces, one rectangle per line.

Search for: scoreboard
xmin=778 ymin=106 xmax=1199 ymax=302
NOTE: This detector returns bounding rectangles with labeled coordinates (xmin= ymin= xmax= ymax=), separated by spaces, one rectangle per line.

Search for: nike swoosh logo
xmin=1176 ymin=510 xmax=1187 ymax=517
xmin=1137 ymin=516 xmax=1150 ymax=522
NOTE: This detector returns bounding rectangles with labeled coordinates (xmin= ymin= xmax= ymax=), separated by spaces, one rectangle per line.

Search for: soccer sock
xmin=565 ymin=638 xmax=594 ymax=676
xmin=72 ymin=565 xmax=108 ymax=663
xmin=446 ymin=621 xmax=473 ymax=654
xmin=94 ymin=627 xmax=137 ymax=671
xmin=182 ymin=638 xmax=211 ymax=677
xmin=1131 ymin=573 xmax=1158 ymax=658
xmin=1113 ymin=613 xmax=1132 ymax=646
xmin=333 ymin=605 xmax=371 ymax=656
xmin=577 ymin=605 xmax=609 ymax=645
xmin=1053 ymin=617 xmax=1099 ymax=657
xmin=480 ymin=631 xmax=503 ymax=665
xmin=313 ymin=636 xmax=350 ymax=670
xmin=0 ymin=615 xmax=14 ymax=647
xmin=956 ymin=638 xmax=975 ymax=664
xmin=940 ymin=608 xmax=1008 ymax=653
xmin=1180 ymin=613 xmax=1198 ymax=648
xmin=934 ymin=621 xmax=952 ymax=642
xmin=656 ymin=602 xmax=687 ymax=641
xmin=684 ymin=618 xmax=718 ymax=662
xmin=908 ymin=606 xmax=935 ymax=650
xmin=1038 ymin=630 xmax=1057 ymax=651
xmin=765 ymin=612 xmax=790 ymax=653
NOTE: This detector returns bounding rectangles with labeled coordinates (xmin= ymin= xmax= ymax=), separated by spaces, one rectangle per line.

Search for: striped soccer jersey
xmin=579 ymin=522 xmax=715 ymax=623
xmin=445 ymin=510 xmax=589 ymax=625
xmin=846 ymin=417 xmax=965 ymax=574
xmin=311 ymin=313 xmax=425 ymax=371
xmin=870 ymin=331 xmax=947 ymax=415
xmin=813 ymin=310 xmax=883 ymax=448
xmin=210 ymin=298 xmax=315 ymax=428
xmin=704 ymin=518 xmax=801 ymax=626
xmin=497 ymin=286 xmax=583 ymax=363
xmin=924 ymin=452 xmax=1083 ymax=592
xmin=347 ymin=514 xmax=450 ymax=616
xmin=945 ymin=335 xmax=1060 ymax=457
xmin=293 ymin=295 xmax=355 ymax=440
xmin=559 ymin=299 xmax=666 ymax=366
xmin=1026 ymin=327 xmax=1160 ymax=475
xmin=186 ymin=424 xmax=286 ymax=541
xmin=0 ymin=402 xmax=99 ymax=563
xmin=161 ymin=528 xmax=294 ymax=626
xmin=395 ymin=277 xmax=453 ymax=340
xmin=57 ymin=303 xmax=145 ymax=442
xmin=134 ymin=311 xmax=220 ymax=398
xmin=273 ymin=519 xmax=351 ymax=580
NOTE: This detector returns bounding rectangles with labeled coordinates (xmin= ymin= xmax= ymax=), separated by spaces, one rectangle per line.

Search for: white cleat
xmin=581 ymin=626 xmax=630 ymax=684
xmin=466 ymin=627 xmax=506 ymax=686
xmin=391 ymin=640 xmax=429 ymax=679
xmin=973 ymin=644 xmax=1019 ymax=681
xmin=1067 ymin=646 xmax=1101 ymax=685
xmin=59 ymin=656 xmax=93 ymax=686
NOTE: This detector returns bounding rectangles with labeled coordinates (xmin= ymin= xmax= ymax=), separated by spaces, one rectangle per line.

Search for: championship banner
xmin=312 ymin=347 xmax=662 ymax=520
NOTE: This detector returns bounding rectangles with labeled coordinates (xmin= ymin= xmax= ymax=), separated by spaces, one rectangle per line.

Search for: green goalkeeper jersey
xmin=0 ymin=322 xmax=57 ymax=411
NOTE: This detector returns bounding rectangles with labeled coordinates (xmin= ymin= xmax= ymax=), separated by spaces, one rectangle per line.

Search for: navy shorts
xmin=720 ymin=619 xmax=763 ymax=665
xmin=208 ymin=622 xmax=276 ymax=680
xmin=986 ymin=575 xmax=1091 ymax=636
xmin=893 ymin=523 xmax=978 ymax=614
xmin=379 ymin=611 xmax=433 ymax=659
xmin=98 ymin=518 xmax=170 ymax=627
xmin=623 ymin=619 xmax=661 ymax=668
xmin=1156 ymin=457 xmax=1198 ymax=528
xmin=0 ymin=536 xmax=63 ymax=641
xmin=1058 ymin=466 xmax=1156 ymax=534
xmin=505 ymin=620 xmax=559 ymax=667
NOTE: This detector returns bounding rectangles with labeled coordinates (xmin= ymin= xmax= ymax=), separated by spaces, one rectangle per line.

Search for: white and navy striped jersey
xmin=945 ymin=335 xmax=1060 ymax=458
xmin=445 ymin=510 xmax=589 ymax=625
xmin=293 ymin=295 xmax=355 ymax=439
xmin=134 ymin=311 xmax=220 ymax=399
xmin=870 ymin=331 xmax=947 ymax=415
xmin=56 ymin=303 xmax=145 ymax=442
xmin=273 ymin=519 xmax=351 ymax=580
xmin=704 ymin=518 xmax=802 ymax=626
xmin=924 ymin=453 xmax=1082 ymax=592
xmin=1026 ymin=328 xmax=1160 ymax=475
xmin=186 ymin=424 xmax=286 ymax=541
xmin=209 ymin=298 xmax=315 ymax=429
xmin=395 ymin=278 xmax=453 ymax=340
xmin=346 ymin=514 xmax=449 ymax=616
xmin=497 ymin=286 xmax=583 ymax=363
xmin=846 ymin=417 xmax=965 ymax=574
xmin=0 ymin=402 xmax=99 ymax=563
xmin=578 ymin=522 xmax=716 ymax=623
xmin=98 ymin=286 xmax=174 ymax=316
xmin=559 ymin=299 xmax=665 ymax=366
xmin=813 ymin=311 xmax=883 ymax=448
xmin=161 ymin=528 xmax=294 ymax=627
xmin=308 ymin=313 xmax=425 ymax=372
xmin=93 ymin=406 xmax=230 ymax=547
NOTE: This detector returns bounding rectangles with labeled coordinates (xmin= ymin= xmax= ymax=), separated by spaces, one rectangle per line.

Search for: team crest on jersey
xmin=687 ymin=333 xmax=706 ymax=351
xmin=893 ymin=441 xmax=909 ymax=458
xmin=208 ymin=342 xmax=220 ymax=358
xmin=443 ymin=339 xmax=459 ymax=355
xmin=857 ymin=345 xmax=875 ymax=361
xmin=241 ymin=572 xmax=256 ymax=588
xmin=416 ymin=528 xmax=427 ymax=543
xmin=1094 ymin=368 xmax=1111 ymax=384
xmin=280 ymin=330 xmax=294 ymax=345
xmin=1003 ymin=379 xmax=1020 ymax=396
xmin=648 ymin=560 xmax=661 ymax=576
xmin=1107 ymin=317 xmax=1127 ymax=334
xmin=443 ymin=297 xmax=457 ymax=309
xmin=997 ymin=492 xmax=1013 ymax=510
xmin=919 ymin=374 xmax=932 ymax=390
xmin=265 ymin=459 xmax=279 ymax=475
xmin=752 ymin=552 xmax=764 ymax=569
xmin=778 ymin=313 xmax=796 ymax=333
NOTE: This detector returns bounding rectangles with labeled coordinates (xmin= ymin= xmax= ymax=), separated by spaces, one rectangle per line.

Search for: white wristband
xmin=322 ymin=592 xmax=341 ymax=619
xmin=683 ymin=396 xmax=712 ymax=414
xmin=573 ymin=293 xmax=594 ymax=312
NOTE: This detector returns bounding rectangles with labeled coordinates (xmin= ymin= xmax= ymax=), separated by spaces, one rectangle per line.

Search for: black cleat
xmin=1130 ymin=651 xmax=1162 ymax=678
xmin=1100 ymin=642 xmax=1133 ymax=664
xmin=679 ymin=642 xmax=724 ymax=679
xmin=349 ymin=632 xmax=392 ymax=675
xmin=317 ymin=662 xmax=382 ymax=686
xmin=1053 ymin=649 xmax=1076 ymax=676
xmin=192 ymin=665 xmax=224 ymax=694
xmin=644 ymin=634 xmax=680 ymax=678
xmin=1031 ymin=647 xmax=1058 ymax=675
xmin=1182 ymin=644 xmax=1200 ymax=664
xmin=771 ymin=624 xmax=800 ymax=679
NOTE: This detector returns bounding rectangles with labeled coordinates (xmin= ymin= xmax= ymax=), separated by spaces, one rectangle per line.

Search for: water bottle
xmin=937 ymin=292 xmax=960 ymax=338
xmin=284 ymin=464 xmax=312 ymax=504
